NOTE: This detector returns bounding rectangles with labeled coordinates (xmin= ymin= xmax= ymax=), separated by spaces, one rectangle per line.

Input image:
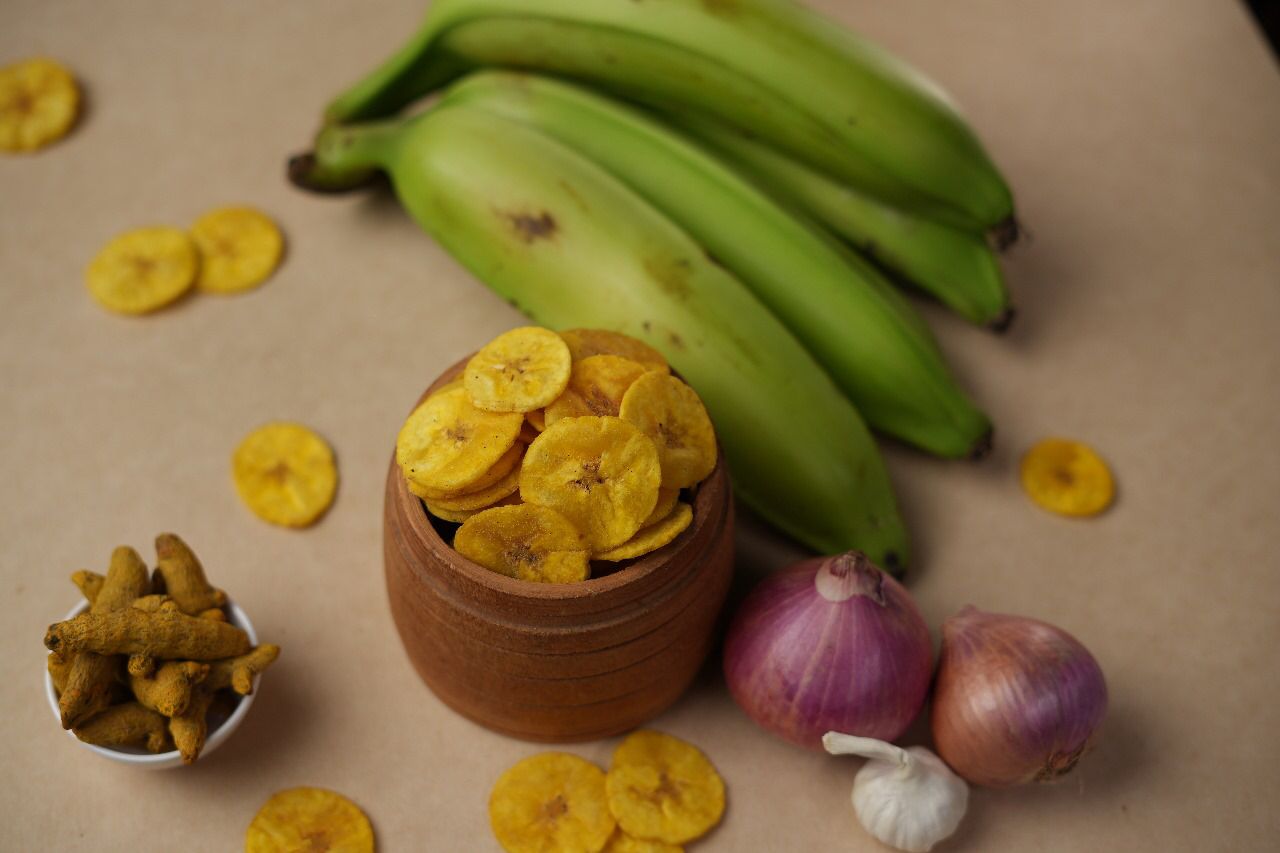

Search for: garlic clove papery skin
xmin=825 ymin=732 xmax=968 ymax=853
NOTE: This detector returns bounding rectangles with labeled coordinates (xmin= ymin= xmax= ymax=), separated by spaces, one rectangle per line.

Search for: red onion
xmin=723 ymin=551 xmax=933 ymax=750
xmin=930 ymin=606 xmax=1108 ymax=787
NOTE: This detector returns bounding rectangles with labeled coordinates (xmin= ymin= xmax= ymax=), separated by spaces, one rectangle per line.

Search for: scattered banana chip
xmin=85 ymin=226 xmax=198 ymax=315
xmin=456 ymin=504 xmax=591 ymax=583
xmin=520 ymin=417 xmax=661 ymax=551
xmin=397 ymin=386 xmax=523 ymax=494
xmin=560 ymin=329 xmax=669 ymax=375
xmin=191 ymin=205 xmax=284 ymax=294
xmin=1020 ymin=437 xmax=1115 ymax=517
xmin=466 ymin=326 xmax=572 ymax=413
xmin=526 ymin=409 xmax=546 ymax=432
xmin=245 ymin=786 xmax=374 ymax=853
xmin=603 ymin=829 xmax=683 ymax=853
xmin=0 ymin=57 xmax=79 ymax=152
xmin=606 ymin=731 xmax=725 ymax=845
xmin=619 ymin=373 xmax=717 ymax=489
xmin=415 ymin=464 xmax=520 ymax=512
xmin=546 ymin=355 xmax=652 ymax=427
xmin=490 ymin=753 xmax=616 ymax=853
xmin=595 ymin=502 xmax=693 ymax=562
xmin=232 ymin=422 xmax=338 ymax=527
xmin=642 ymin=487 xmax=679 ymax=529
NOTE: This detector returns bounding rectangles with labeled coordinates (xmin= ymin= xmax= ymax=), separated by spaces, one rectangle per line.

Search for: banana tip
xmin=988 ymin=307 xmax=1016 ymax=333
xmin=968 ymin=430 xmax=994 ymax=461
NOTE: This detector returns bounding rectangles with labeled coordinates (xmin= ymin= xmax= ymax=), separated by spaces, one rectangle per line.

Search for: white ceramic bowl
xmin=44 ymin=599 xmax=259 ymax=769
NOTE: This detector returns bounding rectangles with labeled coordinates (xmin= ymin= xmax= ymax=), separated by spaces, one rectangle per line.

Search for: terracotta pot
xmin=383 ymin=361 xmax=735 ymax=742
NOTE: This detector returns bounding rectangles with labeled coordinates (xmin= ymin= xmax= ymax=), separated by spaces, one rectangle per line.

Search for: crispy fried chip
xmin=595 ymin=502 xmax=692 ymax=562
xmin=466 ymin=326 xmax=572 ymax=413
xmin=0 ymin=58 xmax=79 ymax=152
xmin=603 ymin=829 xmax=683 ymax=853
xmin=520 ymin=417 xmax=661 ymax=551
xmin=245 ymin=786 xmax=374 ymax=853
xmin=545 ymin=356 xmax=652 ymax=428
xmin=85 ymin=226 xmax=198 ymax=315
xmin=1020 ymin=437 xmax=1115 ymax=517
xmin=397 ymin=386 xmax=523 ymax=494
xmin=232 ymin=422 xmax=338 ymax=527
xmin=560 ymin=329 xmax=669 ymax=375
xmin=641 ymin=487 xmax=679 ymax=529
xmin=426 ymin=492 xmax=520 ymax=523
xmin=490 ymin=753 xmax=616 ymax=853
xmin=527 ymin=409 xmax=547 ymax=432
xmin=412 ymin=441 xmax=524 ymax=500
xmin=619 ymin=374 xmax=717 ymax=489
xmin=414 ymin=464 xmax=520 ymax=511
xmin=190 ymin=206 xmax=284 ymax=294
xmin=456 ymin=504 xmax=590 ymax=583
xmin=606 ymin=731 xmax=725 ymax=845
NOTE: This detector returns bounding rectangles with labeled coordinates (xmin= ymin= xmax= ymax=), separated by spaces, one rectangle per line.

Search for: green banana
xmin=323 ymin=0 xmax=1014 ymax=235
xmin=670 ymin=114 xmax=1014 ymax=329
xmin=291 ymin=103 xmax=910 ymax=569
xmin=435 ymin=71 xmax=990 ymax=458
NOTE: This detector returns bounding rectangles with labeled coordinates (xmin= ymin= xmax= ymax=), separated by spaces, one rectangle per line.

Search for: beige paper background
xmin=2 ymin=1 xmax=1278 ymax=850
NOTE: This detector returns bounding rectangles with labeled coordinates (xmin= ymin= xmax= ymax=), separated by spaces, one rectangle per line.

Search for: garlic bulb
xmin=823 ymin=731 xmax=968 ymax=853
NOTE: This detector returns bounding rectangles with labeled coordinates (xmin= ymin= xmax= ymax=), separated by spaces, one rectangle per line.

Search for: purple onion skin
xmin=723 ymin=552 xmax=933 ymax=751
xmin=931 ymin=606 xmax=1108 ymax=787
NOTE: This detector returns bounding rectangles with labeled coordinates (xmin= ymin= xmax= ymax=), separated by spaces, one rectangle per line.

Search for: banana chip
xmin=545 ymin=356 xmax=652 ymax=428
xmin=595 ymin=502 xmax=692 ymax=562
xmin=415 ymin=464 xmax=520 ymax=512
xmin=560 ymin=329 xmax=669 ymax=375
xmin=527 ymin=409 xmax=547 ymax=432
xmin=0 ymin=58 xmax=79 ymax=152
xmin=490 ymin=753 xmax=616 ymax=853
xmin=642 ymin=487 xmax=679 ymax=529
xmin=424 ymin=492 xmax=520 ymax=524
xmin=455 ymin=504 xmax=591 ymax=583
xmin=397 ymin=386 xmax=523 ymax=494
xmin=466 ymin=326 xmax=572 ymax=413
xmin=232 ymin=422 xmax=338 ymax=527
xmin=191 ymin=206 xmax=284 ymax=294
xmin=85 ymin=226 xmax=198 ymax=315
xmin=619 ymin=373 xmax=717 ymax=489
xmin=1020 ymin=438 xmax=1115 ymax=517
xmin=412 ymin=441 xmax=524 ymax=501
xmin=606 ymin=731 xmax=725 ymax=845
xmin=520 ymin=417 xmax=661 ymax=551
xmin=245 ymin=786 xmax=374 ymax=853
xmin=603 ymin=829 xmax=683 ymax=853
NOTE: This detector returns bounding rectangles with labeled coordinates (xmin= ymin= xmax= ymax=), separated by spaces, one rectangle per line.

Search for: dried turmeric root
xmin=48 ymin=653 xmax=71 ymax=692
xmin=59 ymin=546 xmax=149 ymax=729
xmin=70 ymin=569 xmax=104 ymax=605
xmin=73 ymin=702 xmax=169 ymax=753
xmin=130 ymin=661 xmax=210 ymax=717
xmin=154 ymin=533 xmax=226 ymax=615
xmin=206 ymin=644 xmax=280 ymax=696
xmin=46 ymin=607 xmax=250 ymax=660
xmin=170 ymin=688 xmax=216 ymax=764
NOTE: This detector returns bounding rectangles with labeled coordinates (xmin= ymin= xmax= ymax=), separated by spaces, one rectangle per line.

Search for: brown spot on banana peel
xmin=643 ymin=256 xmax=694 ymax=301
xmin=498 ymin=209 xmax=558 ymax=242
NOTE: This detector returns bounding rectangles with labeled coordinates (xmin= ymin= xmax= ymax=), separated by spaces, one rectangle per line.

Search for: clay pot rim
xmin=394 ymin=358 xmax=727 ymax=603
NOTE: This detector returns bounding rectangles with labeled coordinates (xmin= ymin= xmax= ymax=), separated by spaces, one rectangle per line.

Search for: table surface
xmin=3 ymin=1 xmax=1278 ymax=850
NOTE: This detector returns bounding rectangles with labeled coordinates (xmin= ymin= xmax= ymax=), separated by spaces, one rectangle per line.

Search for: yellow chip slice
xmin=490 ymin=752 xmax=616 ymax=853
xmin=397 ymin=386 xmax=524 ymax=494
xmin=415 ymin=463 xmax=520 ymax=512
xmin=245 ymin=786 xmax=374 ymax=853
xmin=456 ymin=504 xmax=591 ymax=583
xmin=190 ymin=206 xmax=284 ymax=294
xmin=85 ymin=226 xmax=198 ymax=315
xmin=520 ymin=417 xmax=661 ymax=551
xmin=603 ymin=829 xmax=683 ymax=853
xmin=412 ymin=441 xmax=524 ymax=500
xmin=606 ymin=731 xmax=725 ymax=845
xmin=466 ymin=326 xmax=572 ymax=413
xmin=595 ymin=502 xmax=693 ymax=562
xmin=619 ymin=373 xmax=717 ymax=489
xmin=545 ymin=355 xmax=652 ymax=428
xmin=1020 ymin=437 xmax=1115 ymax=517
xmin=641 ymin=487 xmax=679 ymax=529
xmin=426 ymin=492 xmax=521 ymax=523
xmin=232 ymin=422 xmax=338 ymax=527
xmin=560 ymin=329 xmax=669 ymax=375
xmin=527 ymin=409 xmax=547 ymax=432
xmin=0 ymin=58 xmax=79 ymax=152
